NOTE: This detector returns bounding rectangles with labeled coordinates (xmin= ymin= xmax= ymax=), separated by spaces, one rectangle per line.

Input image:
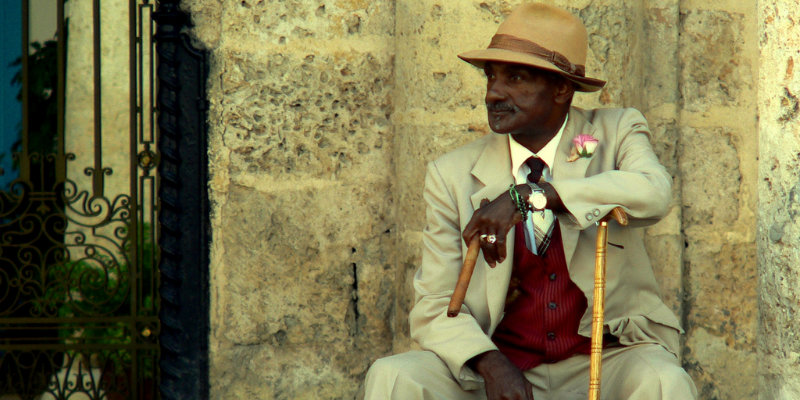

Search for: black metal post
xmin=154 ymin=1 xmax=209 ymax=399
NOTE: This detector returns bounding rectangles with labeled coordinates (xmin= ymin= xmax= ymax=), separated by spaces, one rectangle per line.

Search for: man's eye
xmin=510 ymin=74 xmax=522 ymax=81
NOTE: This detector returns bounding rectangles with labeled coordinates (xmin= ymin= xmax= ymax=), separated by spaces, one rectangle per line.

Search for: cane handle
xmin=600 ymin=207 xmax=628 ymax=226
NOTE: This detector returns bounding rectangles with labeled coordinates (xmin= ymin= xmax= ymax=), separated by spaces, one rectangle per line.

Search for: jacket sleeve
xmin=407 ymin=160 xmax=497 ymax=391
xmin=552 ymin=108 xmax=672 ymax=230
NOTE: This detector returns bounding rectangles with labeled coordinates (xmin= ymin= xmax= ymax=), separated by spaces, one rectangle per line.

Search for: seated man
xmin=365 ymin=3 xmax=697 ymax=400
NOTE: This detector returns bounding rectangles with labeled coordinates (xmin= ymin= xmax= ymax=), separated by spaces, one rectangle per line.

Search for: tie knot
xmin=525 ymin=157 xmax=546 ymax=183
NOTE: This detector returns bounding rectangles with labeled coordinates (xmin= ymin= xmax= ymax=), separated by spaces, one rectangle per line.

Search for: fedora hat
xmin=459 ymin=3 xmax=605 ymax=92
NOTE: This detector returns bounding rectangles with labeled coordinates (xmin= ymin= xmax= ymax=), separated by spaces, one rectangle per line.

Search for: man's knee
xmin=367 ymin=352 xmax=429 ymax=382
xmin=364 ymin=351 xmax=446 ymax=399
xmin=366 ymin=354 xmax=402 ymax=384
xmin=365 ymin=355 xmax=400 ymax=394
xmin=365 ymin=351 xmax=478 ymax=400
xmin=616 ymin=346 xmax=697 ymax=399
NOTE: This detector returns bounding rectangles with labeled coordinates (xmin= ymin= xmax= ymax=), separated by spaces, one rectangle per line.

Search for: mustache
xmin=486 ymin=102 xmax=518 ymax=112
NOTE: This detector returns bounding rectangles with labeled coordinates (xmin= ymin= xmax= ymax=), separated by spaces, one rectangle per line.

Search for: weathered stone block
xmin=681 ymin=240 xmax=758 ymax=399
xmin=684 ymin=240 xmax=757 ymax=341
xmin=679 ymin=10 xmax=748 ymax=111
xmin=578 ymin=4 xmax=645 ymax=107
xmin=684 ymin=327 xmax=758 ymax=400
xmin=679 ymin=127 xmax=741 ymax=227
xmin=216 ymin=49 xmax=393 ymax=180
xmin=221 ymin=0 xmax=394 ymax=44
xmin=182 ymin=0 xmax=223 ymax=47
xmin=213 ymin=183 xmax=394 ymax=397
xmin=647 ymin=117 xmax=680 ymax=178
xmin=391 ymin=233 xmax=424 ymax=353
xmin=212 ymin=344 xmax=364 ymax=399
xmin=643 ymin=6 xmax=680 ymax=107
xmin=393 ymin=121 xmax=488 ymax=232
xmin=644 ymin=207 xmax=683 ymax=316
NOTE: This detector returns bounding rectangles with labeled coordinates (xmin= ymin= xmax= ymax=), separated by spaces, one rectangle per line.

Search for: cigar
xmin=447 ymin=236 xmax=482 ymax=317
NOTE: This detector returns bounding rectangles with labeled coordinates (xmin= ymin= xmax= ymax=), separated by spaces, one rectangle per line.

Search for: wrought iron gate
xmin=0 ymin=1 xmax=208 ymax=399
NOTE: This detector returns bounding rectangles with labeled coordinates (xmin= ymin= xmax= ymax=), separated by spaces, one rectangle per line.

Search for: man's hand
xmin=462 ymin=185 xmax=532 ymax=267
xmin=470 ymin=350 xmax=534 ymax=400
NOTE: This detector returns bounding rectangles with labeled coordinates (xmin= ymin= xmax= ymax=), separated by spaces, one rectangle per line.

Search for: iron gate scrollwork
xmin=0 ymin=0 xmax=208 ymax=399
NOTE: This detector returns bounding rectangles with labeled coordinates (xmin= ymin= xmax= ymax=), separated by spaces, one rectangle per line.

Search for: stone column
xmin=757 ymin=2 xmax=800 ymax=399
xmin=63 ymin=0 xmax=133 ymax=263
xmin=676 ymin=1 xmax=760 ymax=397
xmin=189 ymin=1 xmax=397 ymax=398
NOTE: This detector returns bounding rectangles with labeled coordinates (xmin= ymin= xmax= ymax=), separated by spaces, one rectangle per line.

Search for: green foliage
xmin=48 ymin=223 xmax=157 ymax=378
xmin=55 ymin=223 xmax=156 ymax=326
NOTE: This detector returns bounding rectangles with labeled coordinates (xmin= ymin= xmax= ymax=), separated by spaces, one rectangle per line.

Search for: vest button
xmin=547 ymin=332 xmax=556 ymax=341
xmin=548 ymin=302 xmax=557 ymax=310
xmin=549 ymin=273 xmax=557 ymax=281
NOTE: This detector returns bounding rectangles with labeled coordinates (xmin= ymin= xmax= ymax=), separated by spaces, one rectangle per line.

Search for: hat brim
xmin=458 ymin=48 xmax=606 ymax=92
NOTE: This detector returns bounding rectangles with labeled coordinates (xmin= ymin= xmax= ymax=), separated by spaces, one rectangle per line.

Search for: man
xmin=365 ymin=3 xmax=697 ymax=399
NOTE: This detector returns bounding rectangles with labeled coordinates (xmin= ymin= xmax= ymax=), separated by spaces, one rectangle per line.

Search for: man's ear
xmin=553 ymin=81 xmax=575 ymax=105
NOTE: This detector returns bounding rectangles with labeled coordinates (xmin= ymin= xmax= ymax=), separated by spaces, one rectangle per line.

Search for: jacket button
xmin=593 ymin=209 xmax=601 ymax=216
xmin=585 ymin=213 xmax=594 ymax=221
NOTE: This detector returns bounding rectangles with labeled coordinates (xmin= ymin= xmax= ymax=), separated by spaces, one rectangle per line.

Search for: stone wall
xmin=757 ymin=1 xmax=800 ymax=399
xmin=185 ymin=0 xmax=770 ymax=398
xmin=189 ymin=1 xmax=397 ymax=398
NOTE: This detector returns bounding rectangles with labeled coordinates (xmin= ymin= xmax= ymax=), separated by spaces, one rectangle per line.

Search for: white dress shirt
xmin=507 ymin=114 xmax=568 ymax=254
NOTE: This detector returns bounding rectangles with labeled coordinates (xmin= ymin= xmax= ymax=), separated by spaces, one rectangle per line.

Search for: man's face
xmin=484 ymin=62 xmax=562 ymax=137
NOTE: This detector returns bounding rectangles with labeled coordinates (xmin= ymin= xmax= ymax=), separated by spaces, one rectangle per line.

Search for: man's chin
xmin=487 ymin=122 xmax=513 ymax=134
xmin=487 ymin=113 xmax=515 ymax=134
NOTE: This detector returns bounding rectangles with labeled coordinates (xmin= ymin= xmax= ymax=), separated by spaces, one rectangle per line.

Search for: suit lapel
xmin=469 ymin=134 xmax=515 ymax=326
xmin=553 ymin=108 xmax=596 ymax=267
xmin=468 ymin=109 xmax=597 ymax=325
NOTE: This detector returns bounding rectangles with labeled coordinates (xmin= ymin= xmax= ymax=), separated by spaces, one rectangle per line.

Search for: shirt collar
xmin=508 ymin=114 xmax=569 ymax=183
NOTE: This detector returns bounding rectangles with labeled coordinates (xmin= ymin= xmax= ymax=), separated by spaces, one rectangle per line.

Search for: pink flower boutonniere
xmin=567 ymin=134 xmax=599 ymax=162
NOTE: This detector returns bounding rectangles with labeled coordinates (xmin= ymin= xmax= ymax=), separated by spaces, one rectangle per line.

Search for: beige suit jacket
xmin=408 ymin=107 xmax=683 ymax=391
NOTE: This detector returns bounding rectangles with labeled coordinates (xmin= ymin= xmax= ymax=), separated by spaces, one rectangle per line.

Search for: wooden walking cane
xmin=589 ymin=207 xmax=628 ymax=400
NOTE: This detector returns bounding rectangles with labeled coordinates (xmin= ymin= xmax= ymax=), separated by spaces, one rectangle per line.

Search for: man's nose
xmin=485 ymin=80 xmax=507 ymax=103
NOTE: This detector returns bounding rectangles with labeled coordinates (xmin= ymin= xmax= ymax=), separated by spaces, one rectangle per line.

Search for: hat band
xmin=488 ymin=34 xmax=586 ymax=77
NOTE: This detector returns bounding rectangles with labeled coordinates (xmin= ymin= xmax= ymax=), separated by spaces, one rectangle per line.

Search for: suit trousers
xmin=364 ymin=344 xmax=697 ymax=400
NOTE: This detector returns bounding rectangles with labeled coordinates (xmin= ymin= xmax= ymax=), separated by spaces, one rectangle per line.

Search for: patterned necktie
xmin=524 ymin=157 xmax=555 ymax=255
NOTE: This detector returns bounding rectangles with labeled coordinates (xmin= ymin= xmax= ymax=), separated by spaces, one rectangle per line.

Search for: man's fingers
xmin=479 ymin=232 xmax=498 ymax=267
xmin=484 ymin=227 xmax=504 ymax=267
xmin=463 ymin=199 xmax=491 ymax=245
xmin=487 ymin=225 xmax=507 ymax=264
xmin=463 ymin=220 xmax=480 ymax=245
xmin=471 ymin=197 xmax=512 ymax=267
xmin=496 ymin=235 xmax=507 ymax=263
